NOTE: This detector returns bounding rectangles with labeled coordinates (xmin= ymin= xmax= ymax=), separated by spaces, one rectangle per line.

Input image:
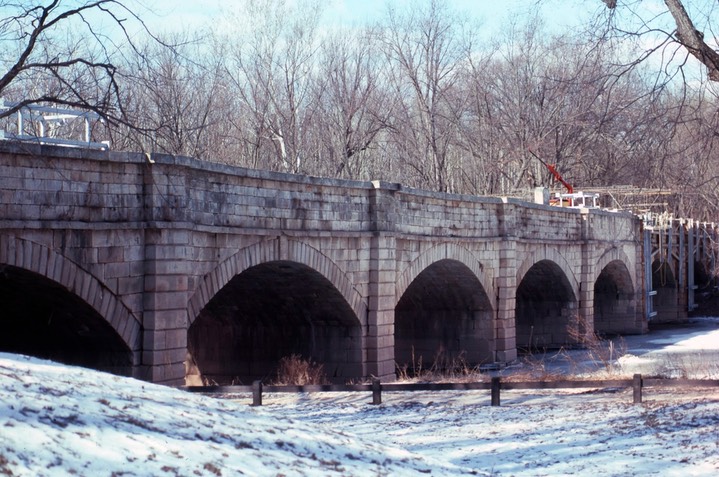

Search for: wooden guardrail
xmin=183 ymin=374 xmax=719 ymax=407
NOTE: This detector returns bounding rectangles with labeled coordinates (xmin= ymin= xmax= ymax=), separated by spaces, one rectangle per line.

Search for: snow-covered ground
xmin=526 ymin=316 xmax=719 ymax=379
xmin=2 ymin=318 xmax=719 ymax=476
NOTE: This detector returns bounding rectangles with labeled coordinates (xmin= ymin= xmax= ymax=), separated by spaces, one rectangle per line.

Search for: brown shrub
xmin=273 ymin=354 xmax=328 ymax=385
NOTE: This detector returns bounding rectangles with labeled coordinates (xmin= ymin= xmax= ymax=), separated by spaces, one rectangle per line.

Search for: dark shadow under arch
xmin=652 ymin=259 xmax=678 ymax=323
xmin=516 ymin=260 xmax=577 ymax=351
xmin=0 ymin=264 xmax=133 ymax=375
xmin=187 ymin=260 xmax=363 ymax=385
xmin=594 ymin=260 xmax=637 ymax=335
xmin=395 ymin=259 xmax=494 ymax=375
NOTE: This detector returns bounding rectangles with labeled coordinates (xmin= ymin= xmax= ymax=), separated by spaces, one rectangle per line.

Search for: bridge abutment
xmin=495 ymin=240 xmax=518 ymax=363
xmin=140 ymin=227 xmax=191 ymax=384
xmin=578 ymin=212 xmax=598 ymax=342
xmin=366 ymin=233 xmax=397 ymax=380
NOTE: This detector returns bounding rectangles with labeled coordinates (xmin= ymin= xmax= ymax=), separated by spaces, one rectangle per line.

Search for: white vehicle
xmin=550 ymin=191 xmax=600 ymax=208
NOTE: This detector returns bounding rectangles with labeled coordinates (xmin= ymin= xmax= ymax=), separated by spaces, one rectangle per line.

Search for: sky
xmin=136 ymin=0 xmax=594 ymax=37
xmin=85 ymin=0 xmax=709 ymax=85
xmin=128 ymin=0 xmax=703 ymax=80
xmin=1 ymin=317 xmax=719 ymax=476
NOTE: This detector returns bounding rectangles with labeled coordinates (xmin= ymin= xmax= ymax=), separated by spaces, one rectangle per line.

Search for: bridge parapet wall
xmin=389 ymin=189 xmax=588 ymax=241
xmin=583 ymin=208 xmax=641 ymax=243
xmin=147 ymin=153 xmax=376 ymax=233
xmin=0 ymin=141 xmax=634 ymax=249
xmin=499 ymin=198 xmax=585 ymax=242
xmin=0 ymin=141 xmax=378 ymax=234
xmin=387 ymin=186 xmax=503 ymax=237
xmin=0 ymin=143 xmax=145 ymax=224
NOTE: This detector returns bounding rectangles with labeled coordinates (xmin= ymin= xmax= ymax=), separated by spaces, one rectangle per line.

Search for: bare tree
xmin=379 ymin=0 xmax=473 ymax=192
xmin=313 ymin=29 xmax=391 ymax=180
xmin=595 ymin=0 xmax=719 ymax=85
xmin=457 ymin=11 xmax=681 ymax=202
xmin=222 ymin=0 xmax=324 ymax=174
xmin=665 ymin=0 xmax=719 ymax=81
xmin=114 ymin=31 xmax=226 ymax=159
xmin=460 ymin=17 xmax=596 ymax=195
xmin=0 ymin=0 xmax=155 ymax=128
xmin=592 ymin=0 xmax=719 ymax=219
xmin=657 ymin=88 xmax=719 ymax=220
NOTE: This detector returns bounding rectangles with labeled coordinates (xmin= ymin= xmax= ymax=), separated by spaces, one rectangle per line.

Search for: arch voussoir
xmin=0 ymin=234 xmax=142 ymax=354
xmin=187 ymin=237 xmax=367 ymax=327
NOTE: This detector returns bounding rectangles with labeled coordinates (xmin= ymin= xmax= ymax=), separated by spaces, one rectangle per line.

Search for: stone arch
xmin=594 ymin=247 xmax=636 ymax=287
xmin=593 ymin=248 xmax=638 ymax=335
xmin=654 ymin=255 xmax=678 ymax=286
xmin=515 ymin=247 xmax=578 ymax=351
xmin=693 ymin=258 xmax=713 ymax=290
xmin=652 ymin=255 xmax=679 ymax=323
xmin=694 ymin=225 xmax=717 ymax=282
xmin=396 ymin=242 xmax=495 ymax=311
xmin=394 ymin=243 xmax=496 ymax=373
xmin=0 ymin=235 xmax=141 ymax=372
xmin=692 ymin=226 xmax=719 ymax=315
xmin=188 ymin=237 xmax=366 ymax=327
xmin=516 ymin=247 xmax=579 ymax=298
xmin=186 ymin=237 xmax=366 ymax=384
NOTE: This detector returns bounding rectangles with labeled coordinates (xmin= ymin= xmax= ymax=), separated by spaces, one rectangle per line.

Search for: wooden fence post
xmin=252 ymin=380 xmax=263 ymax=406
xmin=371 ymin=378 xmax=382 ymax=405
xmin=633 ymin=374 xmax=642 ymax=404
xmin=491 ymin=377 xmax=501 ymax=406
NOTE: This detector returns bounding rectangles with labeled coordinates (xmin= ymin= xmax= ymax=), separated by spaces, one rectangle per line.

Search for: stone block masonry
xmin=0 ymin=141 xmax=648 ymax=384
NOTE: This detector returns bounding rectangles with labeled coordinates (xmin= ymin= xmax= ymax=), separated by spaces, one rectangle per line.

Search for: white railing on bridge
xmin=0 ymin=99 xmax=109 ymax=150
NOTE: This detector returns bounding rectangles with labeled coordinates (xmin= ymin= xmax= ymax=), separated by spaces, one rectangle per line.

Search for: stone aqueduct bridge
xmin=0 ymin=142 xmax=657 ymax=385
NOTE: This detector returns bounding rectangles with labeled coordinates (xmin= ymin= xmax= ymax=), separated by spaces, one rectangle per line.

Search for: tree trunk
xmin=664 ymin=0 xmax=719 ymax=81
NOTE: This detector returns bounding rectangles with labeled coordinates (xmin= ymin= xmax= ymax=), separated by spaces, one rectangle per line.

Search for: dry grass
xmin=507 ymin=352 xmax=569 ymax=381
xmin=566 ymin=315 xmax=628 ymax=373
xmin=272 ymin=354 xmax=328 ymax=385
xmin=668 ymin=352 xmax=719 ymax=379
xmin=396 ymin=348 xmax=488 ymax=383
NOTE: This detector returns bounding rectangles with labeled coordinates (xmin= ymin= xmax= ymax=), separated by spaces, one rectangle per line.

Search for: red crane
xmin=528 ymin=149 xmax=574 ymax=194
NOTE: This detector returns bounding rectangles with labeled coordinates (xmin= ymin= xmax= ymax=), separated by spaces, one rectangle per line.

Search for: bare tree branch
xmin=0 ymin=1 xmax=161 ymax=131
xmin=664 ymin=0 xmax=719 ymax=81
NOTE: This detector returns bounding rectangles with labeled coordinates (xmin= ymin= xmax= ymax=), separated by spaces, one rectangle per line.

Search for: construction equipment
xmin=529 ymin=149 xmax=573 ymax=194
xmin=528 ymin=148 xmax=598 ymax=208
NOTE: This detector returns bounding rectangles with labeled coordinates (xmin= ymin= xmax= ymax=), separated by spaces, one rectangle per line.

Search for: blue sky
xmin=138 ymin=0 xmax=594 ymax=36
xmin=132 ymin=0 xmax=701 ymax=79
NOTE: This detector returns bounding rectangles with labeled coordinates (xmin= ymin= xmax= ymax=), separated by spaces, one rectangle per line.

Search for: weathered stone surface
xmin=0 ymin=141 xmax=671 ymax=385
